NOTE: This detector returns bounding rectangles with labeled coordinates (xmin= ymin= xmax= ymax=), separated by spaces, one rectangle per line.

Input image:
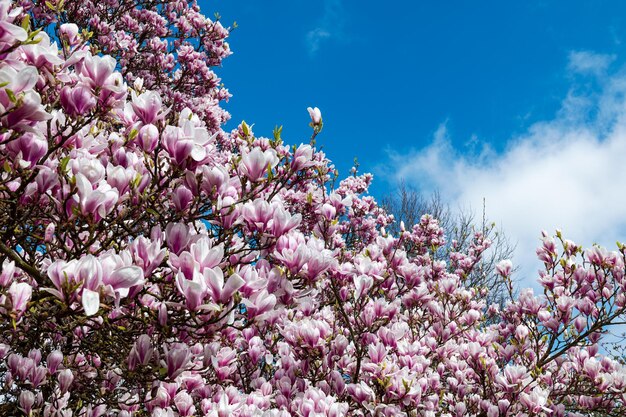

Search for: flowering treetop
xmin=0 ymin=1 xmax=625 ymax=416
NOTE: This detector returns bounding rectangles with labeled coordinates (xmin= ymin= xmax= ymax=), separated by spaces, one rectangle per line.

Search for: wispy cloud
xmin=567 ymin=50 xmax=616 ymax=76
xmin=305 ymin=0 xmax=348 ymax=55
xmin=382 ymin=51 xmax=626 ymax=288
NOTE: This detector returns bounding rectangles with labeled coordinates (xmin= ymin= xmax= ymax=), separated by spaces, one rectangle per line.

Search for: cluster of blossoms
xmin=0 ymin=1 xmax=626 ymax=416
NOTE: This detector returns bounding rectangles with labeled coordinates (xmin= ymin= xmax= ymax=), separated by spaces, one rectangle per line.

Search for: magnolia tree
xmin=1 ymin=1 xmax=626 ymax=416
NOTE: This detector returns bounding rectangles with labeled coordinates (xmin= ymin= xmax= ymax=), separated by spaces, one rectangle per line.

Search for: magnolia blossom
xmin=307 ymin=106 xmax=322 ymax=125
xmin=131 ymin=90 xmax=166 ymax=125
xmin=238 ymin=148 xmax=279 ymax=182
xmin=8 ymin=282 xmax=31 ymax=314
xmin=59 ymin=23 xmax=79 ymax=45
xmin=74 ymin=173 xmax=120 ymax=219
xmin=81 ymin=288 xmax=100 ymax=316
xmin=60 ymin=85 xmax=96 ymax=116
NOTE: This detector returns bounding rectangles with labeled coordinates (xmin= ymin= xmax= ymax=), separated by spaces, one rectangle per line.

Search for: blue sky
xmin=203 ymin=0 xmax=626 ymax=284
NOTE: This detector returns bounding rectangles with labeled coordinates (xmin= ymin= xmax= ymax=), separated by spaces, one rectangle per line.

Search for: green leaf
xmin=273 ymin=125 xmax=283 ymax=141
xmin=241 ymin=121 xmax=250 ymax=137
xmin=5 ymin=89 xmax=16 ymax=103
xmin=146 ymin=207 xmax=160 ymax=217
xmin=21 ymin=15 xmax=30 ymax=30
xmin=266 ymin=163 xmax=273 ymax=180
xmin=59 ymin=156 xmax=70 ymax=173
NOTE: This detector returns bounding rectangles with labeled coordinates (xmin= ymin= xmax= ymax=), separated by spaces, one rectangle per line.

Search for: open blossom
xmin=5 ymin=133 xmax=47 ymax=168
xmin=103 ymin=266 xmax=145 ymax=298
xmin=0 ymin=1 xmax=27 ymax=43
xmin=79 ymin=55 xmax=117 ymax=89
xmin=238 ymin=148 xmax=279 ymax=181
xmin=162 ymin=120 xmax=216 ymax=166
xmin=175 ymin=269 xmax=208 ymax=311
xmin=131 ymin=90 xmax=166 ymax=125
xmin=60 ymin=84 xmax=96 ymax=116
xmin=74 ymin=173 xmax=119 ymax=219
xmin=81 ymin=288 xmax=100 ymax=316
xmin=204 ymin=267 xmax=245 ymax=304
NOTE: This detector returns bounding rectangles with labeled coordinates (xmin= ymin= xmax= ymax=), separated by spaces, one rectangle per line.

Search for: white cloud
xmin=383 ymin=51 xmax=626 ymax=289
xmin=305 ymin=0 xmax=347 ymax=55
xmin=568 ymin=50 xmax=616 ymax=76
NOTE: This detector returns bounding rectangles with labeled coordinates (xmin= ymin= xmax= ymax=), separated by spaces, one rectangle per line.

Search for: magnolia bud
xmin=58 ymin=369 xmax=74 ymax=393
xmin=60 ymin=23 xmax=80 ymax=46
xmin=307 ymin=106 xmax=322 ymax=125
xmin=19 ymin=391 xmax=35 ymax=415
xmin=138 ymin=123 xmax=159 ymax=152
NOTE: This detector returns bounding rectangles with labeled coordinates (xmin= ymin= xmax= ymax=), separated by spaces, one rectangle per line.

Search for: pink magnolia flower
xmin=0 ymin=65 xmax=38 ymax=106
xmin=519 ymin=387 xmax=551 ymax=414
xmin=80 ymin=54 xmax=117 ymax=89
xmin=138 ymin=123 xmax=160 ymax=152
xmin=165 ymin=222 xmax=191 ymax=255
xmin=59 ymin=23 xmax=80 ymax=46
xmin=172 ymin=185 xmax=194 ymax=212
xmin=58 ymin=369 xmax=74 ymax=393
xmin=8 ymin=281 xmax=32 ymax=315
xmin=291 ymin=143 xmax=315 ymax=171
xmin=3 ymin=90 xmax=51 ymax=130
xmin=0 ymin=0 xmax=26 ymax=43
xmin=131 ymin=90 xmax=166 ymax=125
xmin=204 ymin=267 xmax=245 ymax=304
xmin=19 ymin=391 xmax=35 ymax=415
xmin=19 ymin=32 xmax=63 ymax=69
xmin=5 ymin=133 xmax=48 ymax=168
xmin=176 ymin=270 xmax=208 ymax=311
xmin=174 ymin=391 xmax=195 ymax=417
xmin=103 ymin=266 xmax=145 ymax=298
xmin=307 ymin=106 xmax=322 ymax=125
xmin=60 ymin=84 xmax=96 ymax=116
xmin=496 ymin=259 xmax=513 ymax=277
xmin=243 ymin=290 xmax=276 ymax=320
xmin=46 ymin=350 xmax=63 ymax=374
xmin=0 ymin=259 xmax=15 ymax=286
xmin=74 ymin=173 xmax=120 ymax=220
xmin=162 ymin=121 xmax=215 ymax=166
xmin=164 ymin=345 xmax=191 ymax=379
xmin=270 ymin=206 xmax=302 ymax=237
xmin=82 ymin=288 xmax=100 ymax=316
xmin=238 ymin=148 xmax=279 ymax=182
xmin=128 ymin=334 xmax=153 ymax=369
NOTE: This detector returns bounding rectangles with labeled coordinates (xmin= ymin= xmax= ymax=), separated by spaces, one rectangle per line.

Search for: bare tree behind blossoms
xmin=381 ymin=182 xmax=518 ymax=307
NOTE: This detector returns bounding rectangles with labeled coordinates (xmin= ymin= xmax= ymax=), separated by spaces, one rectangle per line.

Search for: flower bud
xmin=47 ymin=350 xmax=63 ymax=374
xmin=9 ymin=282 xmax=32 ymax=315
xmin=307 ymin=106 xmax=322 ymax=125
xmin=19 ymin=391 xmax=35 ymax=415
xmin=58 ymin=369 xmax=74 ymax=393
xmin=60 ymin=23 xmax=80 ymax=46
xmin=138 ymin=123 xmax=159 ymax=152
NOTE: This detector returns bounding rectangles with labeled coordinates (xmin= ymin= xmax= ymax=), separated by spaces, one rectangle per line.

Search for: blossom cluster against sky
xmin=207 ymin=0 xmax=626 ymax=286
